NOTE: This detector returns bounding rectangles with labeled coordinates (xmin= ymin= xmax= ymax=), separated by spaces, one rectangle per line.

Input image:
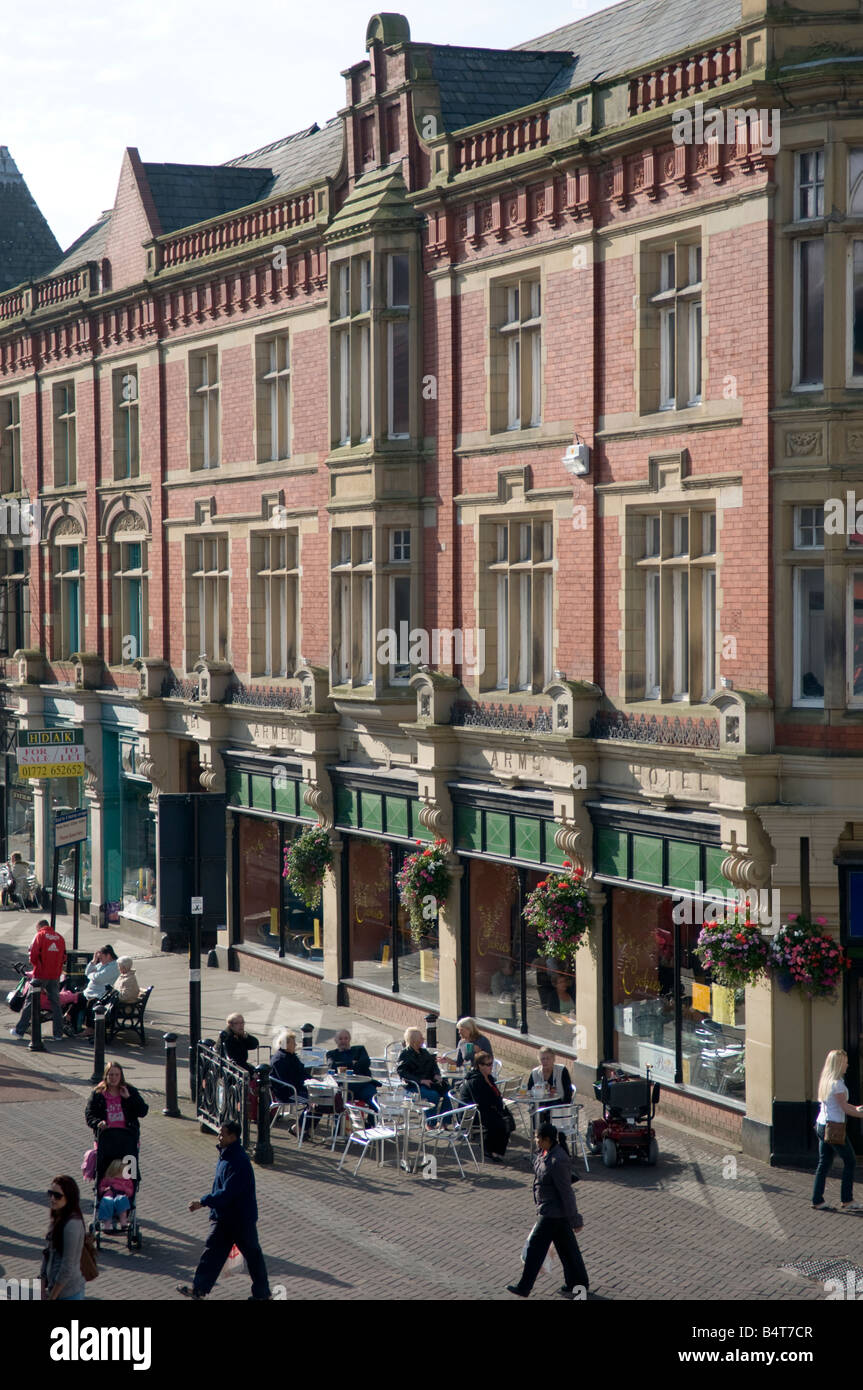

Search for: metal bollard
xmin=90 ymin=1003 xmax=106 ymax=1084
xmin=28 ymin=982 xmax=45 ymax=1053
xmin=301 ymin=1022 xmax=315 ymax=1051
xmin=163 ymin=1033 xmax=181 ymax=1117
xmin=425 ymin=1013 xmax=438 ymax=1051
xmin=253 ymin=1063 xmax=274 ymax=1165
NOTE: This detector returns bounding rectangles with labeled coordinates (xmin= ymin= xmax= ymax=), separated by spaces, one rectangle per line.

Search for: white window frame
xmin=53 ymin=383 xmax=76 ymax=487
xmin=793 ymin=238 xmax=825 ymax=390
xmin=190 ymin=350 xmax=220 ymax=470
xmin=495 ymin=278 xmax=542 ymax=434
xmin=189 ymin=535 xmax=229 ymax=663
xmin=644 ymin=571 xmax=661 ymax=699
xmin=795 ymin=149 xmax=825 ymax=222
xmin=702 ymin=568 xmax=716 ymax=699
xmin=793 ymin=505 xmax=825 ymax=550
xmin=253 ymin=531 xmax=298 ymax=678
xmin=0 ymin=394 xmax=21 ymax=494
xmin=489 ymin=517 xmax=553 ymax=693
xmin=53 ymin=540 xmax=84 ymax=658
xmin=671 ymin=569 xmax=689 ymax=700
xmin=792 ymin=565 xmax=825 ymax=708
xmin=112 ymin=536 xmax=148 ymax=664
xmin=260 ymin=336 xmax=291 ymax=462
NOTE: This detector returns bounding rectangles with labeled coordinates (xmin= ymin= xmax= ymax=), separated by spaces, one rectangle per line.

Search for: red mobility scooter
xmin=586 ymin=1064 xmax=661 ymax=1168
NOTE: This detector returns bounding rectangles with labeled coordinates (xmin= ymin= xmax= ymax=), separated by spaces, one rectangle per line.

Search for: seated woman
xmin=527 ymin=1047 xmax=575 ymax=1146
xmin=270 ymin=1030 xmax=312 ymax=1102
xmin=77 ymin=946 xmax=120 ymax=1038
xmin=458 ymin=1051 xmax=512 ymax=1162
xmin=326 ymin=1028 xmax=379 ymax=1109
xmin=114 ymin=957 xmax=140 ymax=1004
xmin=396 ymin=1027 xmax=452 ymax=1119
xmin=448 ymin=1017 xmax=493 ymax=1070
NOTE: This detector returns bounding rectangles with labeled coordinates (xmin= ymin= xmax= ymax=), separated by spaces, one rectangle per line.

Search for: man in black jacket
xmin=178 ymin=1122 xmax=271 ymax=1300
xmin=507 ymin=1121 xmax=589 ymax=1299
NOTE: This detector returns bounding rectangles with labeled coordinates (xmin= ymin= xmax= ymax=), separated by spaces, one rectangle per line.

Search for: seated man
xmin=326 ymin=1028 xmax=379 ymax=1109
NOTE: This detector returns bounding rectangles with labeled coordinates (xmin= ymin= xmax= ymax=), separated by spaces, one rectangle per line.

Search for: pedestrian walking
xmin=812 ymin=1049 xmax=863 ymax=1212
xmin=9 ymin=919 xmax=66 ymax=1042
xmin=41 ymin=1175 xmax=86 ymax=1301
xmin=507 ymin=1121 xmax=589 ymax=1299
xmin=178 ymin=1121 xmax=271 ymax=1301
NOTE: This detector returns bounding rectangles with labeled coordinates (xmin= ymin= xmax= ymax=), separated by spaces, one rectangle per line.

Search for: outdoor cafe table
xmin=505 ymin=1091 xmax=569 ymax=1137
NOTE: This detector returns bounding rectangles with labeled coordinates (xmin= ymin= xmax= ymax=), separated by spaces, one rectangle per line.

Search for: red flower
xmin=735 ymin=933 xmax=746 ymax=942
xmin=562 ymin=860 xmax=572 ymax=868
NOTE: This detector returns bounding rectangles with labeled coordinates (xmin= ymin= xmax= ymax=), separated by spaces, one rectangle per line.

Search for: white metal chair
xmin=300 ymin=1079 xmax=345 ymax=1150
xmin=549 ymin=1102 xmax=590 ymax=1172
xmin=337 ymin=1102 xmax=399 ymax=1174
xmin=414 ymin=1103 xmax=481 ymax=1178
xmin=447 ymin=1086 xmax=486 ymax=1165
xmin=268 ymin=1082 xmax=310 ymax=1147
xmin=384 ymin=1041 xmax=402 ymax=1079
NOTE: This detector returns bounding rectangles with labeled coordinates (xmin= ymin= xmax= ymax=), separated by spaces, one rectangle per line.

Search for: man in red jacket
xmin=10 ymin=919 xmax=66 ymax=1042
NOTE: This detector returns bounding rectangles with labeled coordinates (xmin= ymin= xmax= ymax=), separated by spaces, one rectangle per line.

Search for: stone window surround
xmin=112 ymin=365 xmax=140 ymax=481
xmin=255 ymin=331 xmax=291 ymax=464
xmin=184 ymin=530 xmax=229 ymax=670
xmin=638 ymin=231 xmax=702 ymax=416
xmin=329 ymin=509 xmax=420 ymax=694
xmin=110 ymin=529 xmax=149 ymax=665
xmin=188 ymin=346 xmax=220 ymax=472
xmin=250 ymin=527 xmax=300 ymax=679
xmin=0 ymin=391 xmax=21 ymax=495
xmin=52 ymin=380 xmax=77 ymax=488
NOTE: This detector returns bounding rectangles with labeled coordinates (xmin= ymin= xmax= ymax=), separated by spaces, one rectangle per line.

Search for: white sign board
xmin=54 ymin=810 xmax=88 ymax=847
xmin=191 ymin=897 xmax=203 ymax=915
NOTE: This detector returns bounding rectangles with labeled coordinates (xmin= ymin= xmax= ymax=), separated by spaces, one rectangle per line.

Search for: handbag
xmin=6 ymin=980 xmax=25 ymax=1013
xmin=825 ymin=1120 xmax=847 ymax=1146
xmin=80 ymin=1229 xmax=99 ymax=1282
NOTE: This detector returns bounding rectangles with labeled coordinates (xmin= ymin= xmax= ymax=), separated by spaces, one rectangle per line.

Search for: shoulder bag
xmin=80 ymin=1228 xmax=99 ymax=1282
xmin=825 ymin=1120 xmax=847 ymax=1146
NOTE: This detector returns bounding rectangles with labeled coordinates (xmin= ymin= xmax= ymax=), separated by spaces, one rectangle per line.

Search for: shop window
xmin=347 ymin=836 xmax=439 ymax=1006
xmin=186 ymin=534 xmax=229 ymax=665
xmin=645 ymin=241 xmax=702 ymax=412
xmin=468 ymin=857 xmax=574 ymax=1044
xmin=189 ymin=349 xmax=219 ymax=470
xmin=256 ymin=334 xmax=291 ymax=462
xmin=484 ymin=516 xmax=553 ymax=693
xmin=112 ymin=368 xmax=139 ymax=479
xmin=849 ymin=241 xmax=863 ymax=383
xmin=53 ymin=382 xmax=76 ymax=486
xmin=52 ymin=540 xmax=84 ymax=658
xmin=49 ymin=782 xmax=91 ymax=901
xmin=251 ymin=531 xmax=298 ymax=678
xmin=491 ymin=277 xmax=542 ymax=433
xmin=631 ymin=505 xmax=717 ymax=703
xmin=121 ymin=780 xmax=156 ymax=923
xmin=111 ymin=536 xmax=148 ymax=664
xmin=0 ymin=393 xmax=21 ymax=494
xmin=7 ymin=761 xmax=34 ymax=864
xmin=611 ymin=886 xmax=745 ymax=1101
xmin=0 ymin=546 xmax=28 ymax=655
xmin=235 ymin=816 xmax=321 ymax=969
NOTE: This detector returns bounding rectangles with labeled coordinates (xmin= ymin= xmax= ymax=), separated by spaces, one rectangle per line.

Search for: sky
xmin=5 ymin=0 xmax=610 ymax=253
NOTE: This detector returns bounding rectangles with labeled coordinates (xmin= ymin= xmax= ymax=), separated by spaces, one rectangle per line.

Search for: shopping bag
xmin=520 ymin=1222 xmax=557 ymax=1276
xmin=223 ymin=1244 xmax=247 ymax=1276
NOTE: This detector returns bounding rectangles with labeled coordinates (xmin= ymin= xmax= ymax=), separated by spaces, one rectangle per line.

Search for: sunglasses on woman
xmin=47 ymin=1190 xmax=64 ymax=1200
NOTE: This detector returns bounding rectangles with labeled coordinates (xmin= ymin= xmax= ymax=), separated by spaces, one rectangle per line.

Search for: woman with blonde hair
xmin=441 ymin=1017 xmax=493 ymax=1069
xmin=812 ymin=1049 xmax=863 ymax=1211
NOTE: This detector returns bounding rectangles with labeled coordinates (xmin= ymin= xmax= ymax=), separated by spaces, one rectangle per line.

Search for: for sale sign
xmin=17 ymin=728 xmax=85 ymax=778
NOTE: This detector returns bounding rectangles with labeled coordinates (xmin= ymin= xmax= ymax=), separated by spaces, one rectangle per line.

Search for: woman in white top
xmin=812 ymin=1049 xmax=863 ymax=1211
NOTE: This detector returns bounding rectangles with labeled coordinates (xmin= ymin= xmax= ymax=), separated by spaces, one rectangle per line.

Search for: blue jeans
xmin=98 ymin=1194 xmax=131 ymax=1222
xmin=414 ymin=1084 xmax=452 ymax=1125
xmin=812 ymin=1125 xmax=856 ymax=1205
xmin=57 ymin=1290 xmax=86 ymax=1300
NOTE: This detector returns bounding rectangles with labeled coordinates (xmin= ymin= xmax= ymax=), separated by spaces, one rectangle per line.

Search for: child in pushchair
xmin=83 ymin=1126 xmax=142 ymax=1250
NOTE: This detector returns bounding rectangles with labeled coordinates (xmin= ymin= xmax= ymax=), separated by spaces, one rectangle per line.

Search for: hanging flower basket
xmin=694 ymin=915 xmax=771 ymax=990
xmin=770 ymin=914 xmax=849 ymax=1002
xmin=523 ymin=863 xmax=592 ymax=968
xmin=396 ymin=840 xmax=451 ymax=943
xmin=282 ymin=825 xmax=332 ymax=911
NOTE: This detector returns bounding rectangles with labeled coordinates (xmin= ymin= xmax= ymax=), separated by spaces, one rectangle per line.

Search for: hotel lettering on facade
xmin=1 ymin=0 xmax=862 ymax=1161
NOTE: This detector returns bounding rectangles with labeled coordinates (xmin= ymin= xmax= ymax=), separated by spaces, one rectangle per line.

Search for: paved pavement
xmin=0 ymin=909 xmax=859 ymax=1308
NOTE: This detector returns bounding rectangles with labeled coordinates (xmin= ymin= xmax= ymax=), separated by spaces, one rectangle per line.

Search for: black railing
xmin=449 ymin=700 xmax=554 ymax=733
xmin=196 ymin=1042 xmax=250 ymax=1147
xmin=161 ymin=677 xmax=200 ymax=701
xmin=224 ymin=681 xmax=305 ymax=711
xmin=589 ymin=710 xmax=720 ymax=749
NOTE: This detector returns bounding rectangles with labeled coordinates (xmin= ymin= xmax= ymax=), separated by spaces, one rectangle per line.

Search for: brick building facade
xmin=0 ymin=0 xmax=861 ymax=1160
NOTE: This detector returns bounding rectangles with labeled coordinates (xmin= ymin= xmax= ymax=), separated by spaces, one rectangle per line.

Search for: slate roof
xmin=224 ymin=118 xmax=345 ymax=199
xmin=52 ymin=211 xmax=112 ymax=276
xmin=141 ymin=162 xmax=274 ymax=234
xmin=517 ymin=0 xmax=743 ymax=91
xmin=0 ymin=147 xmax=62 ymax=292
xmin=425 ymin=46 xmax=577 ymax=132
xmin=326 ymin=162 xmax=422 ymax=242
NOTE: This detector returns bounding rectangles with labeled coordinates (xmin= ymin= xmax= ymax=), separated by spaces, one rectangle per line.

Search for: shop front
xmin=225 ymin=754 xmax=322 ymax=973
xmin=592 ymin=806 xmax=745 ymax=1108
xmin=452 ymin=785 xmax=578 ymax=1050
xmin=334 ymin=774 xmax=439 ymax=1010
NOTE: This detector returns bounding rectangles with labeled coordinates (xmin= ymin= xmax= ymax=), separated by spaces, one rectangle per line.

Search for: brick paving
xmin=0 ymin=913 xmax=859 ymax=1305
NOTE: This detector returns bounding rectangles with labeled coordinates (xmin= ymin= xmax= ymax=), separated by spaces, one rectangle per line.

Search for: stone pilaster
xmin=574 ymin=884 xmax=606 ymax=1069
xmin=321 ymin=835 xmax=344 ymax=1007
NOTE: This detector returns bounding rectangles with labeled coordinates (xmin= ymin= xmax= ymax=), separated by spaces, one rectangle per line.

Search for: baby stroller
xmin=88 ymin=1126 xmax=143 ymax=1251
xmin=586 ymin=1064 xmax=660 ymax=1168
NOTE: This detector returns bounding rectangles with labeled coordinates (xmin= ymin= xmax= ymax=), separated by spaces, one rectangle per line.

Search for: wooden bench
xmin=103 ymin=985 xmax=154 ymax=1046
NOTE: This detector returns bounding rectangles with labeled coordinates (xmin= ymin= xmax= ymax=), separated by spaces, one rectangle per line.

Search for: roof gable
xmin=0 ymin=147 xmax=61 ymax=292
